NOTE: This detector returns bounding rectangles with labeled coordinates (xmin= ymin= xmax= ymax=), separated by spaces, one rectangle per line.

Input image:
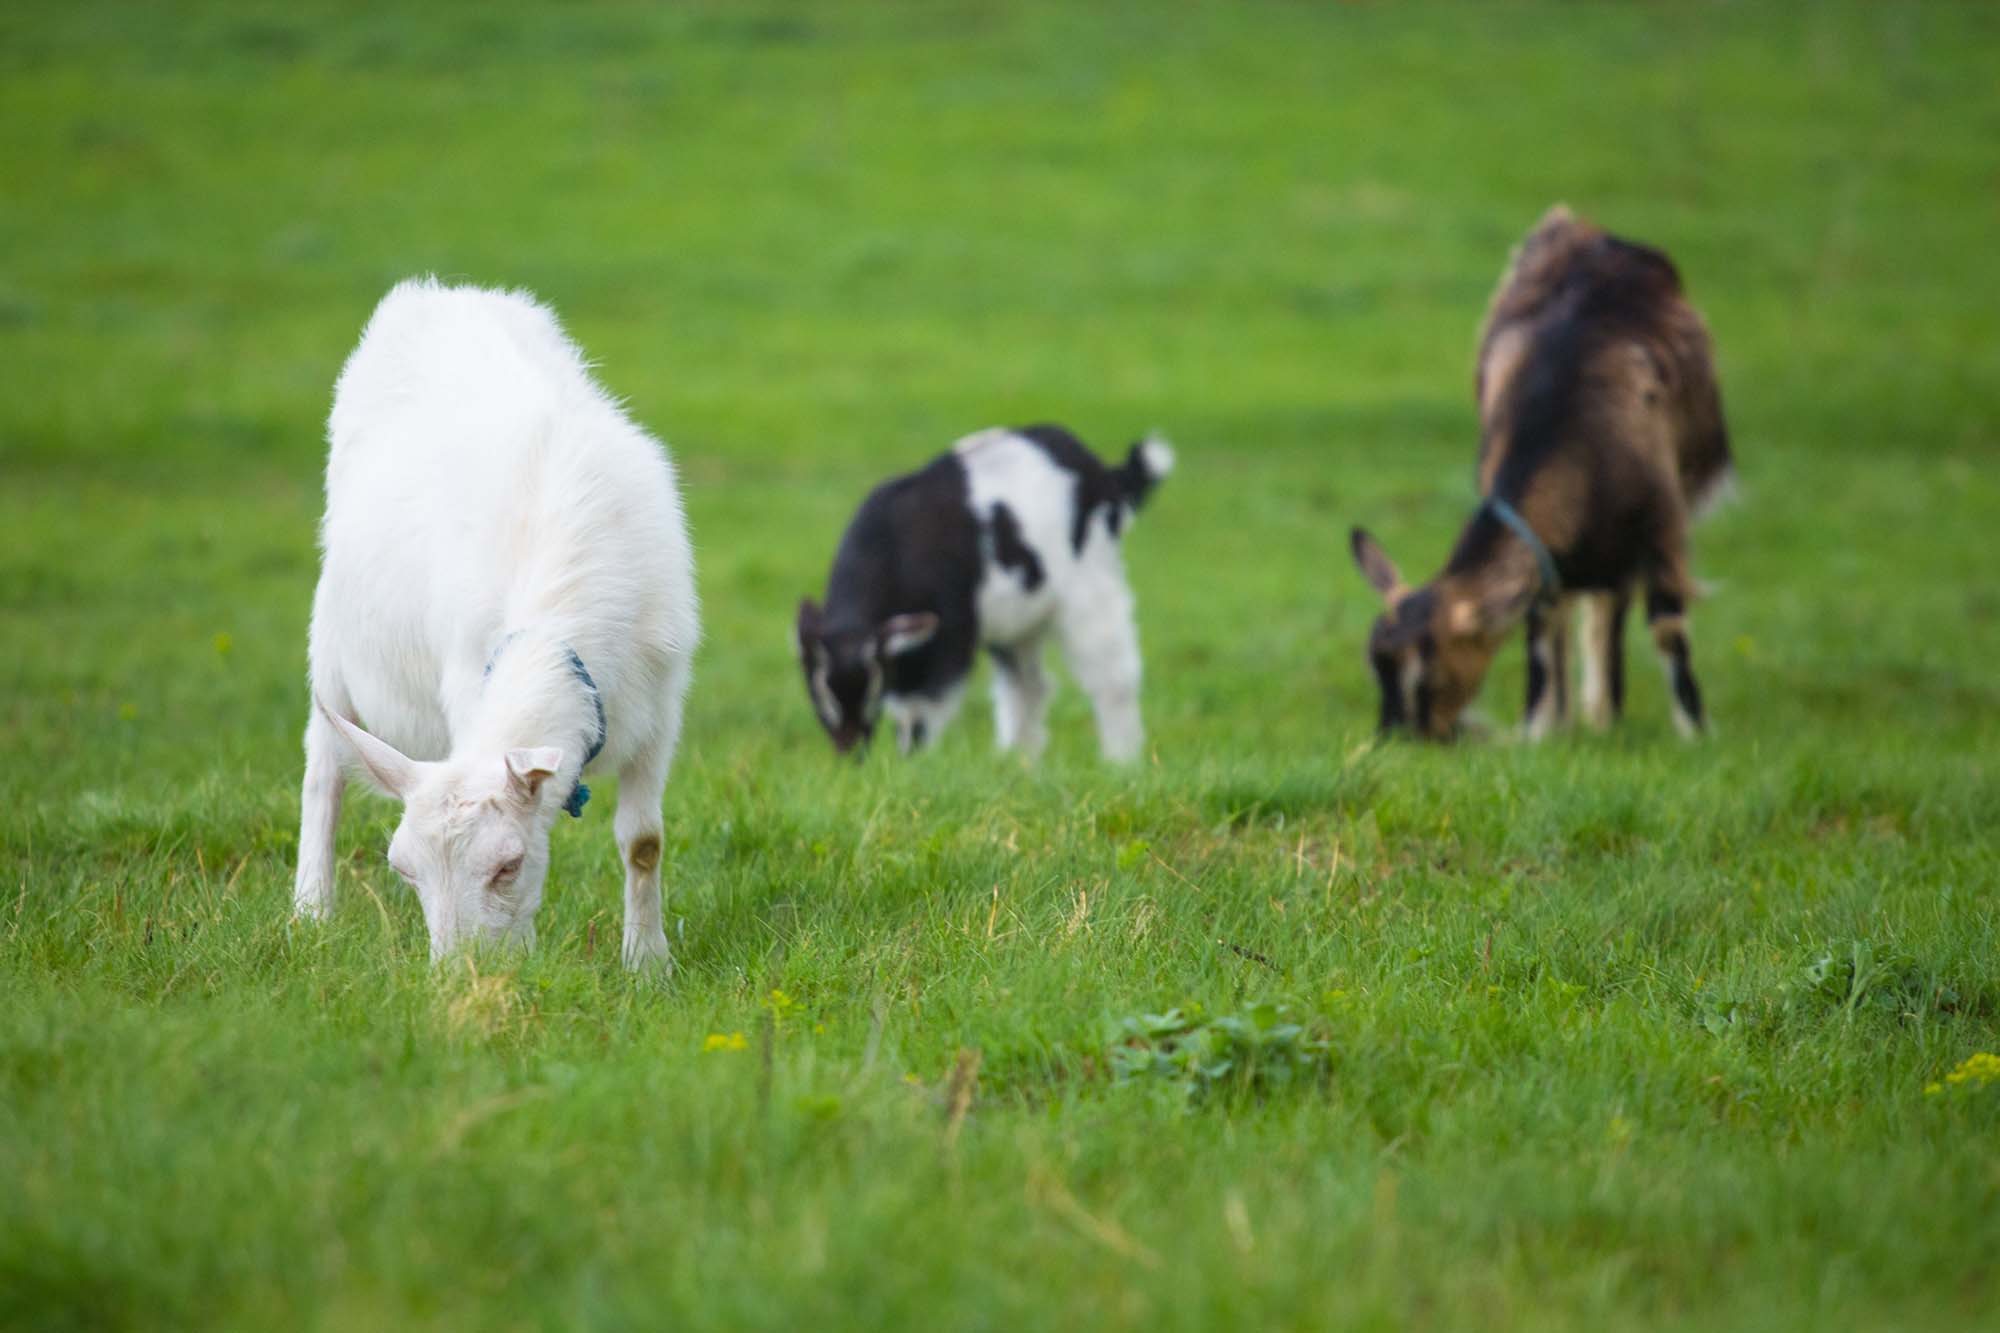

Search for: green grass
xmin=4 ymin=1 xmax=2000 ymax=1328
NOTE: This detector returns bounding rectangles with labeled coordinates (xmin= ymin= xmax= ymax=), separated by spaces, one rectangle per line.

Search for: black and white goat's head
xmin=793 ymin=600 xmax=939 ymax=756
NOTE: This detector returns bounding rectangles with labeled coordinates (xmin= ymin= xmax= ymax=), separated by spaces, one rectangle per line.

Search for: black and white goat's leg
xmin=1578 ymin=589 xmax=1631 ymax=730
xmin=615 ymin=682 xmax=683 ymax=973
xmin=1056 ymin=568 xmax=1145 ymax=763
xmin=989 ymin=634 xmax=1052 ymax=760
xmin=293 ymin=704 xmax=346 ymax=919
xmin=1646 ymin=575 xmax=1705 ymax=739
xmin=1522 ymin=596 xmax=1572 ymax=741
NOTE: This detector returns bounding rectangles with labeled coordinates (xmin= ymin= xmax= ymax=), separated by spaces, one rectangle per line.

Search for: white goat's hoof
xmin=623 ymin=931 xmax=674 ymax=975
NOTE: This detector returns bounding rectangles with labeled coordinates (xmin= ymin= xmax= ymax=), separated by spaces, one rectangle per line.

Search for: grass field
xmin=5 ymin=2 xmax=2000 ymax=1328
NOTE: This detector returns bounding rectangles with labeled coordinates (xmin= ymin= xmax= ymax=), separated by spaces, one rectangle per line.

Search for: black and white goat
xmin=1350 ymin=206 xmax=1733 ymax=741
xmin=796 ymin=425 xmax=1173 ymax=761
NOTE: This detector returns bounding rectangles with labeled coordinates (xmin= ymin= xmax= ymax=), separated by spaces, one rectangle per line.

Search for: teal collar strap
xmin=1484 ymin=495 xmax=1561 ymax=601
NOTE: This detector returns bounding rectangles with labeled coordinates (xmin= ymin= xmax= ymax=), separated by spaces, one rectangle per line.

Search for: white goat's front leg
xmin=1056 ymin=567 xmax=1145 ymax=763
xmin=614 ymin=716 xmax=679 ymax=973
xmin=293 ymin=707 xmax=345 ymax=919
xmin=989 ymin=635 xmax=1052 ymax=760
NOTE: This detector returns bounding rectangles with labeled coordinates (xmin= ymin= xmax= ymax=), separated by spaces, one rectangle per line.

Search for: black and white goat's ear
xmin=1350 ymin=528 xmax=1404 ymax=602
xmin=794 ymin=599 xmax=823 ymax=659
xmin=317 ymin=697 xmax=420 ymax=799
xmin=878 ymin=611 xmax=939 ymax=658
xmin=504 ymin=747 xmax=565 ymax=805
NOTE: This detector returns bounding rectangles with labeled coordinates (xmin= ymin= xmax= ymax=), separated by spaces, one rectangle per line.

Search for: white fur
xmin=1689 ymin=466 xmax=1739 ymax=523
xmin=293 ymin=278 xmax=699 ymax=968
xmin=1135 ymin=434 xmax=1177 ymax=482
xmin=949 ymin=429 xmax=1154 ymax=762
xmin=1578 ymin=592 xmax=1617 ymax=730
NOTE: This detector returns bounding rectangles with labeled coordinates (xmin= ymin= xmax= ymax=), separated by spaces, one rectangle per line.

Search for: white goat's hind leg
xmin=293 ymin=707 xmax=344 ymax=919
xmin=989 ymin=635 xmax=1052 ymax=760
xmin=1056 ymin=569 xmax=1145 ymax=763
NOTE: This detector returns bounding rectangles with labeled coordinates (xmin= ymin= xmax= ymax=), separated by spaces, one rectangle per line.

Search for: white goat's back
xmin=312 ymin=278 xmax=697 ymax=768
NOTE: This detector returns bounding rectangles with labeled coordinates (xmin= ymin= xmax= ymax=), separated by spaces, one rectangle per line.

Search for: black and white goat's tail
xmin=1113 ymin=433 xmax=1176 ymax=512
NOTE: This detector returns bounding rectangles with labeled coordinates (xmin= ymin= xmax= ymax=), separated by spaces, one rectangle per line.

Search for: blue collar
xmin=485 ymin=634 xmax=607 ymax=818
xmin=1484 ymin=495 xmax=1561 ymax=602
xmin=561 ymin=648 xmax=608 ymax=817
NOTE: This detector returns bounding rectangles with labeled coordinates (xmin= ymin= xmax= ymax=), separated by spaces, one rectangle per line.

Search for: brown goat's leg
xmin=1646 ymin=577 xmax=1705 ymax=738
xmin=1552 ymin=597 xmax=1572 ymax=724
xmin=1579 ymin=589 xmax=1631 ymax=729
xmin=1523 ymin=598 xmax=1571 ymax=741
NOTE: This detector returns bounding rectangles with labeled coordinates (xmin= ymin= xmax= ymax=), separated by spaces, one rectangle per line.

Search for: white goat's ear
xmin=879 ymin=612 xmax=939 ymax=658
xmin=318 ymin=698 xmax=419 ymax=799
xmin=1350 ymin=528 xmax=1404 ymax=602
xmin=504 ymin=747 xmax=565 ymax=804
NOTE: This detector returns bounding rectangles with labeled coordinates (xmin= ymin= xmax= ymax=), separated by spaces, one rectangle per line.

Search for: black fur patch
xmin=1645 ymin=587 xmax=1685 ymax=622
xmin=1371 ymin=650 xmax=1405 ymax=732
xmin=1606 ymin=593 xmax=1630 ymax=717
xmin=1525 ymin=604 xmax=1551 ymax=718
xmin=805 ymin=452 xmax=984 ymax=744
xmin=1015 ymin=423 xmax=1158 ymax=555
xmin=1669 ymin=638 xmax=1704 ymax=727
xmin=988 ymin=502 xmax=1045 ymax=591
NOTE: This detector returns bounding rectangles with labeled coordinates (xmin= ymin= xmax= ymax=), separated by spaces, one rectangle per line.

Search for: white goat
xmin=293 ymin=278 xmax=699 ymax=968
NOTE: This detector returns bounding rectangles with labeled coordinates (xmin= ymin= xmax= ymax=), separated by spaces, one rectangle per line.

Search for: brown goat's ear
xmin=1350 ymin=528 xmax=1404 ymax=601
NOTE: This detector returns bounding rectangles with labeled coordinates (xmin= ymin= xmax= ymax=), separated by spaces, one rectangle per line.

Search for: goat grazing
xmin=1350 ymin=206 xmax=1732 ymax=741
xmin=293 ymin=279 xmax=699 ymax=968
xmin=796 ymin=424 xmax=1173 ymax=761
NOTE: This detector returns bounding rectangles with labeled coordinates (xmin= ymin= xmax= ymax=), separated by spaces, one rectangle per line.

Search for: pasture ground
xmin=3 ymin=3 xmax=1998 ymax=1329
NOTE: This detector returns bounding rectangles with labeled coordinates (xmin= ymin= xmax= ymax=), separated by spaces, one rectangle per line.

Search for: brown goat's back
xmin=1475 ymin=206 xmax=1732 ymax=515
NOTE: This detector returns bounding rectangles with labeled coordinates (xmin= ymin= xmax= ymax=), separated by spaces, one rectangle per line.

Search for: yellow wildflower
xmin=1941 ymin=1051 xmax=2000 ymax=1090
xmin=702 ymin=1031 xmax=748 ymax=1053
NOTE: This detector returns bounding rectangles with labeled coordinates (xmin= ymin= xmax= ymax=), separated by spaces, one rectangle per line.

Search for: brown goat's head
xmin=1350 ymin=527 xmax=1522 ymax=741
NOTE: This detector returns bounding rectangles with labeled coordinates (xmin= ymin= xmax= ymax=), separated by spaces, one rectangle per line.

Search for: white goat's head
xmin=319 ymin=702 xmax=563 ymax=960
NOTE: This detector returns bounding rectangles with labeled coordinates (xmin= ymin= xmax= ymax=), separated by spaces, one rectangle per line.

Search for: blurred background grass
xmin=2 ymin=3 xmax=1998 ymax=1329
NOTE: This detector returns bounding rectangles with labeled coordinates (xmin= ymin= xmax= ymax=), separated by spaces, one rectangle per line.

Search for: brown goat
xmin=1350 ymin=206 xmax=1733 ymax=740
